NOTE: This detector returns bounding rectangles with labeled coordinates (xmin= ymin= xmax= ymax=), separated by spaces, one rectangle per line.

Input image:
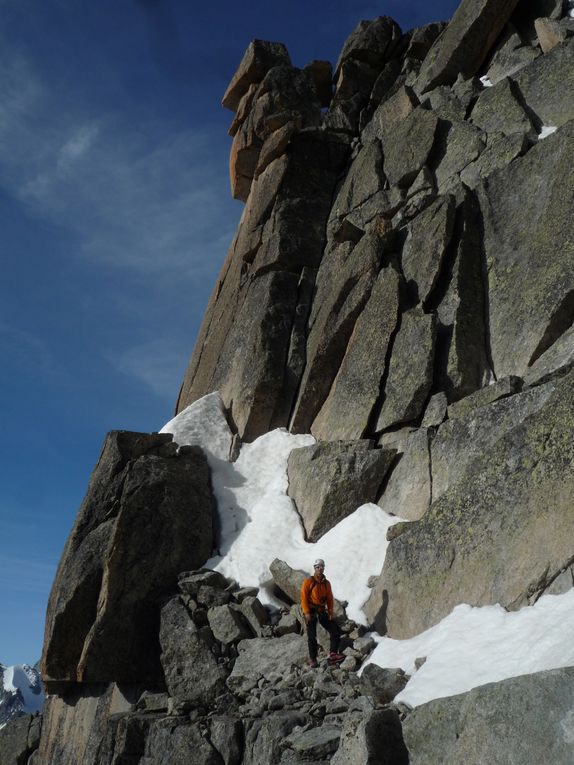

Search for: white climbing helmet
xmin=314 ymin=558 xmax=325 ymax=568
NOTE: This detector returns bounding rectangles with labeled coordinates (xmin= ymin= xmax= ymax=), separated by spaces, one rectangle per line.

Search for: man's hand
xmin=304 ymin=613 xmax=312 ymax=623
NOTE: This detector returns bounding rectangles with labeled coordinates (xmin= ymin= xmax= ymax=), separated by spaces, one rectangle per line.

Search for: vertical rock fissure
xmin=364 ymin=297 xmax=405 ymax=438
xmin=475 ymin=189 xmax=497 ymax=382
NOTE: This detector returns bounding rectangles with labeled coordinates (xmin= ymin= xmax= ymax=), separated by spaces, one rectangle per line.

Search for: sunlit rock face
xmin=33 ymin=0 xmax=574 ymax=761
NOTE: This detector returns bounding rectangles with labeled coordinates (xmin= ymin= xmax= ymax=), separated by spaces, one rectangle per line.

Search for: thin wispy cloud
xmin=0 ymin=40 xmax=238 ymax=279
xmin=0 ymin=556 xmax=57 ymax=596
xmin=110 ymin=336 xmax=188 ymax=401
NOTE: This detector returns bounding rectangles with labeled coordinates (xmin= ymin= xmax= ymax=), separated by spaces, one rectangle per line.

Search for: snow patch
xmin=160 ymin=391 xmax=233 ymax=461
xmin=538 ymin=125 xmax=557 ymax=140
xmin=160 ymin=397 xmax=402 ymax=624
xmin=364 ymin=588 xmax=574 ymax=707
xmin=202 ymin=427 xmax=401 ymax=623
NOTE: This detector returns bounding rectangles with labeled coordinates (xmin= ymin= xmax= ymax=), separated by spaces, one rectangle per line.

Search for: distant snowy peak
xmin=0 ymin=663 xmax=44 ymax=729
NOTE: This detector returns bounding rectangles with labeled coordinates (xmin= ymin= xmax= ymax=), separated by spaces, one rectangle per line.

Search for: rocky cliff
xmin=4 ymin=0 xmax=574 ymax=762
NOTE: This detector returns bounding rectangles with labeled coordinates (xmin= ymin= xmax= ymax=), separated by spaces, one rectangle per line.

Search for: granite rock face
xmin=415 ymin=0 xmax=521 ymax=93
xmin=41 ymin=431 xmax=215 ymax=686
xmin=403 ymin=668 xmax=574 ymax=765
xmin=478 ymin=120 xmax=574 ymax=378
xmin=35 ymin=0 xmax=574 ymax=763
xmin=372 ymin=368 xmax=574 ymax=638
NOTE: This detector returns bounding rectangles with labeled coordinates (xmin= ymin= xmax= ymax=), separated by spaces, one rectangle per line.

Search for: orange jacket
xmin=301 ymin=575 xmax=334 ymax=618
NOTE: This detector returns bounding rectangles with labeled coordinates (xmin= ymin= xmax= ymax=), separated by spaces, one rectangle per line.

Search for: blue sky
xmin=0 ymin=0 xmax=459 ymax=666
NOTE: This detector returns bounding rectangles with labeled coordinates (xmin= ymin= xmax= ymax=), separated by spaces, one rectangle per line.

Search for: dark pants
xmin=306 ymin=610 xmax=340 ymax=660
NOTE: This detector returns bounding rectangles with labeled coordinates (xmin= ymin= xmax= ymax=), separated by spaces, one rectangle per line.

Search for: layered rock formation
xmin=15 ymin=0 xmax=574 ymax=762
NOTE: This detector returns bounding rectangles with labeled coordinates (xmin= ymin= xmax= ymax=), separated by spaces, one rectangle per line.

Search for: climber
xmin=301 ymin=558 xmax=345 ymax=668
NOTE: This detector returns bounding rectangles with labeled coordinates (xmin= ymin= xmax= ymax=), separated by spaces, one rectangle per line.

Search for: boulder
xmin=511 ymin=0 xmax=566 ymax=42
xmin=360 ymin=664 xmax=410 ymax=705
xmin=243 ymin=712 xmax=307 ymax=765
xmin=334 ymin=16 xmax=403 ymax=79
xmin=178 ymin=569 xmax=228 ymax=596
xmin=406 ymin=23 xmax=447 ymax=61
xmin=372 ymin=368 xmax=574 ymax=638
xmin=229 ymin=65 xmax=322 ymax=201
xmin=142 ymin=718 xmax=223 ymax=765
xmin=375 ymin=306 xmax=437 ymax=432
xmin=470 ymin=78 xmax=536 ymax=137
xmin=290 ymin=231 xmax=385 ymax=434
xmin=377 ymin=428 xmax=431 ymax=521
xmin=402 ymin=195 xmax=456 ymax=305
xmin=209 ymin=716 xmax=244 ymax=765
xmin=535 ymin=17 xmax=568 ymax=52
xmin=477 ymin=120 xmax=574 ymax=378
xmin=484 ymin=33 xmax=540 ymax=84
xmin=284 ymin=726 xmax=341 ymax=759
xmin=159 ymin=597 xmax=228 ymax=705
xmin=222 ymin=40 xmax=291 ymax=112
xmin=363 ymin=86 xmax=418 ymax=144
xmin=326 ymin=60 xmax=380 ymax=134
xmin=208 ymin=604 xmax=253 ymax=644
xmin=330 ymin=141 xmax=385 ymax=224
xmin=459 ymin=131 xmax=528 ymax=188
xmin=287 ymin=441 xmax=395 ymax=541
xmin=237 ymin=596 xmax=269 ymax=637
xmin=415 ymin=0 xmax=520 ymax=94
xmin=331 ymin=709 xmax=409 ymax=765
xmin=213 ymin=269 xmax=300 ymax=441
xmin=403 ymin=667 xmax=574 ymax=764
xmin=311 ymin=266 xmax=401 ymax=441
xmin=513 ymin=38 xmax=574 ymax=128
xmin=382 ymin=107 xmax=439 ymax=187
xmin=433 ymin=118 xmax=486 ymax=192
xmin=41 ymin=432 xmax=215 ymax=685
xmin=227 ymin=636 xmax=309 ymax=696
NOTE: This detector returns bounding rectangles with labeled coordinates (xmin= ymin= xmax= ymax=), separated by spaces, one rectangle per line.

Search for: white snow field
xmin=162 ymin=393 xmax=574 ymax=707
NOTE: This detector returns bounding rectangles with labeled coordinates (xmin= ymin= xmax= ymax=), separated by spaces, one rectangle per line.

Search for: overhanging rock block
xmin=41 ymin=431 xmax=215 ymax=685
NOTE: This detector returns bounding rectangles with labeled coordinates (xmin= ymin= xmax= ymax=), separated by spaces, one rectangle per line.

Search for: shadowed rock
xmin=41 ymin=432 xmax=215 ymax=685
